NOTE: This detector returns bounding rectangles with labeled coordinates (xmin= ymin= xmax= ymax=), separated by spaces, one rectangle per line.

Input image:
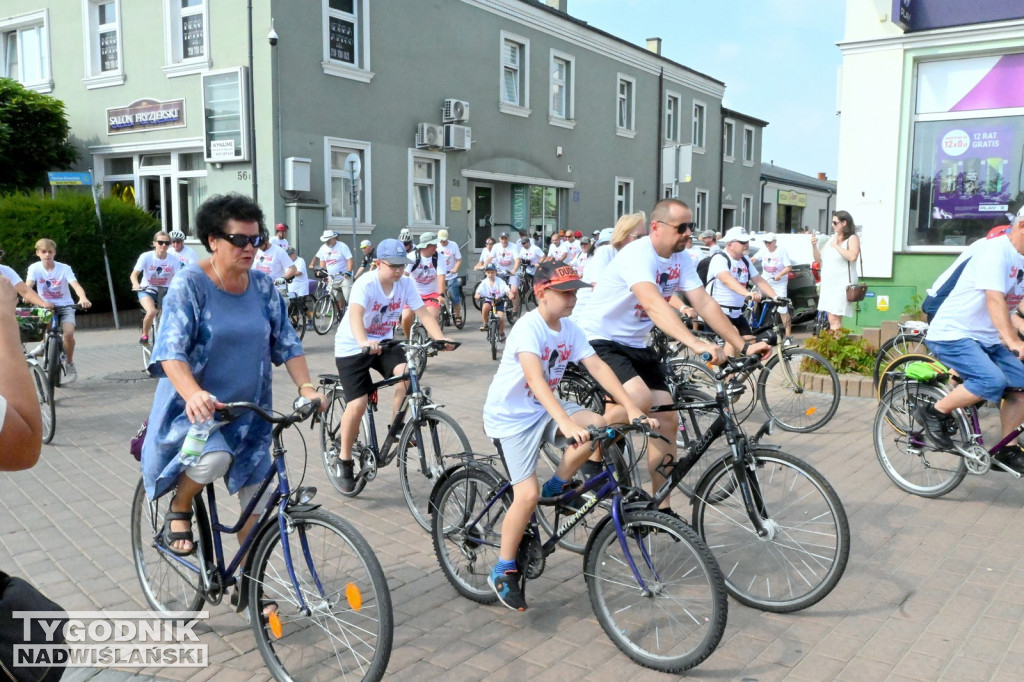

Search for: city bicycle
xmin=37 ymin=304 xmax=84 ymax=391
xmin=137 ymin=286 xmax=167 ymax=373
xmin=643 ymin=354 xmax=851 ymax=612
xmin=311 ymin=268 xmax=349 ymax=335
xmin=440 ymin=276 xmax=466 ymax=329
xmin=407 ymin=317 xmax=437 ymax=372
xmin=430 ymin=422 xmax=728 ymax=673
xmin=482 ymin=294 xmax=512 ymax=361
xmin=317 ymin=339 xmax=470 ymax=530
xmin=130 ymin=398 xmax=393 ymax=680
xmin=16 ymin=308 xmax=56 ymax=444
xmin=274 ymin=276 xmax=308 ymax=341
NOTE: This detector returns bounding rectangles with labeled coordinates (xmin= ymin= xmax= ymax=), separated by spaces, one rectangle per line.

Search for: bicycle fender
xmin=426 ymin=457 xmax=503 ymax=514
xmin=581 ymin=500 xmax=649 ymax=558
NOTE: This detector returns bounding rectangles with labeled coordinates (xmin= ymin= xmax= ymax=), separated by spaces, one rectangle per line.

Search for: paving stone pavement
xmin=4 ymin=323 xmax=1024 ymax=681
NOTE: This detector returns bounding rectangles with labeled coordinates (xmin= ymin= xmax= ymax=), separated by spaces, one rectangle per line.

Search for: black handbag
xmin=0 ymin=571 xmax=67 ymax=681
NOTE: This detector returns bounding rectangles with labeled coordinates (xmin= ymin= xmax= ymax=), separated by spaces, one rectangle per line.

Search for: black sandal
xmin=160 ymin=510 xmax=196 ymax=556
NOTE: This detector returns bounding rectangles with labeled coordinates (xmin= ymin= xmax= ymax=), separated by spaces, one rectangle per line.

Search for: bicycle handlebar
xmin=360 ymin=339 xmax=462 ymax=355
xmin=215 ymin=398 xmax=321 ymax=428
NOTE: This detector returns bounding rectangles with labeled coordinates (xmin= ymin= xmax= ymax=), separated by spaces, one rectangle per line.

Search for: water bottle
xmin=179 ymin=397 xmax=220 ymax=467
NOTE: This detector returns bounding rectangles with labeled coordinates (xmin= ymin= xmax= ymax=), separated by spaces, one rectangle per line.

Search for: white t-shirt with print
xmin=288 ymin=256 xmax=310 ymax=298
xmin=477 ymin=245 xmax=493 ymax=265
xmin=270 ymin=237 xmax=289 ymax=250
xmin=928 ymin=236 xmax=1024 ymax=345
xmin=574 ymin=237 xmax=702 ymax=347
xmin=405 ymin=251 xmax=447 ymax=297
xmin=707 ymin=252 xmax=759 ymax=317
xmin=474 ymin=277 xmax=511 ymax=301
xmin=334 ymin=274 xmax=424 ymax=357
xmin=0 ymin=264 xmax=23 ymax=285
xmin=573 ymin=244 xmax=616 ymax=311
xmin=172 ymin=245 xmax=198 ymax=268
xmin=565 ymin=240 xmax=582 ymax=261
xmin=251 ymin=243 xmax=295 ymax=280
xmin=26 ymin=262 xmax=77 ymax=306
xmin=517 ymin=244 xmax=544 ymax=274
xmin=133 ymin=252 xmax=180 ymax=288
xmin=483 ymin=310 xmax=595 ymax=438
xmin=547 ymin=241 xmax=570 ymax=262
xmin=572 ymin=251 xmax=592 ymax=278
xmin=489 ymin=243 xmax=518 ymax=273
xmin=439 ymin=241 xmax=462 ymax=280
xmin=758 ymin=248 xmax=791 ymax=284
xmin=314 ymin=241 xmax=354 ymax=278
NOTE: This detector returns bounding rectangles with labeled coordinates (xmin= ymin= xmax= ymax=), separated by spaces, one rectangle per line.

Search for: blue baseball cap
xmin=376 ymin=238 xmax=410 ymax=265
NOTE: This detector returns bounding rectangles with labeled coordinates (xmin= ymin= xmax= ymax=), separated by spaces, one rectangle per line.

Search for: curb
xmin=801 ymin=370 xmax=874 ymax=399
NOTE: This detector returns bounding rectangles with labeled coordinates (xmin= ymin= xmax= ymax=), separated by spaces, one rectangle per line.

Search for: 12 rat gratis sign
xmin=107 ymin=99 xmax=186 ymax=136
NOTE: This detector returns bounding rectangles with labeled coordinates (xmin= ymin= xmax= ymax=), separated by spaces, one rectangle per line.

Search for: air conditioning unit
xmin=442 ymin=98 xmax=469 ymax=123
xmin=415 ymin=122 xmax=444 ymax=149
xmin=444 ymin=124 xmax=471 ymax=151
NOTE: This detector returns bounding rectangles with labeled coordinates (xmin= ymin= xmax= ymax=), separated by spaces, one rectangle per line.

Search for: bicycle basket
xmin=15 ymin=307 xmax=51 ymax=344
xmin=904 ymin=360 xmax=949 ymax=382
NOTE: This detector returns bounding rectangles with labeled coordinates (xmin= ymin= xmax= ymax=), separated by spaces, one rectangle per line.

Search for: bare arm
xmin=989 ymin=290 xmax=1024 ymax=357
xmin=284 ymin=354 xmax=327 ymax=408
xmin=15 ymin=282 xmax=50 ymax=309
xmin=632 ymin=281 xmax=724 ymax=363
xmin=520 ymin=352 xmax=590 ymax=444
xmin=751 ymin=275 xmax=777 ymax=299
xmin=714 ymin=270 xmax=751 ymax=299
xmin=683 ymin=285 xmax=772 ymax=359
xmin=71 ymin=281 xmax=92 ymax=308
xmin=130 ymin=269 xmax=143 ymax=290
xmin=0 ymin=277 xmax=42 ymax=470
xmin=833 ymin=234 xmax=860 ymax=262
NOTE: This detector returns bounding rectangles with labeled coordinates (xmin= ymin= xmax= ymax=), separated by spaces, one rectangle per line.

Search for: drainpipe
xmin=759 ymin=178 xmax=767 ymax=231
xmin=825 ymin=189 xmax=833 ymax=233
xmin=656 ymin=68 xmax=664 ymax=193
xmin=717 ymin=112 xmax=725 ymax=229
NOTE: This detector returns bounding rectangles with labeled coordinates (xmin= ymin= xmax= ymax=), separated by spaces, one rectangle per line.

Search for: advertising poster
xmin=932 ymin=122 xmax=1015 ymax=220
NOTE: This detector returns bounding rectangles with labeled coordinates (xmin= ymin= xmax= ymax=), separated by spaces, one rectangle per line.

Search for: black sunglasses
xmin=216 ymin=232 xmax=262 ymax=248
xmin=155 ymin=240 xmax=171 ymax=246
xmin=656 ymin=220 xmax=694 ymax=234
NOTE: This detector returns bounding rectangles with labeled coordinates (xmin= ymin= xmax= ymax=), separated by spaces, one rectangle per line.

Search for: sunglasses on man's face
xmin=155 ymin=240 xmax=171 ymax=246
xmin=216 ymin=232 xmax=262 ymax=248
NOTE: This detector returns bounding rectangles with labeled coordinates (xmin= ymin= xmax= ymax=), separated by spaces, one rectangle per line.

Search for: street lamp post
xmin=345 ymin=153 xmax=362 ymax=255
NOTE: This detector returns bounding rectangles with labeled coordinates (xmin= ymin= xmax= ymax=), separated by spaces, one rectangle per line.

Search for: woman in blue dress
xmin=140 ymin=194 xmax=326 ymax=555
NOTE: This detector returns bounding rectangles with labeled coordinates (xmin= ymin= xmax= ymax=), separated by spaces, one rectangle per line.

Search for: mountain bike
xmin=430 ymin=422 xmax=728 ymax=673
xmin=37 ymin=304 xmax=84 ymax=391
xmin=130 ymin=398 xmax=393 ymax=680
xmin=312 ymin=268 xmax=349 ymax=335
xmin=317 ymin=339 xmax=470 ymax=530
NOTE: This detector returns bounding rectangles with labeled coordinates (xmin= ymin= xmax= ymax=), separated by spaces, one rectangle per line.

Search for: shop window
xmin=83 ymin=1 xmax=123 ymax=87
xmin=409 ymin=150 xmax=445 ymax=227
xmin=202 ymin=68 xmax=249 ymax=163
xmin=0 ymin=10 xmax=51 ymax=92
xmin=326 ymin=138 xmax=370 ymax=226
xmin=530 ymin=186 xmax=560 ymax=236
xmin=163 ymin=0 xmax=210 ymax=76
xmin=322 ymin=0 xmax=371 ymax=81
xmin=500 ymin=32 xmax=529 ymax=116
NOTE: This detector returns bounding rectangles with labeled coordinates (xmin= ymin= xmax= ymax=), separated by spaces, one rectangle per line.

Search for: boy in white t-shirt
xmin=332 ymin=239 xmax=454 ymax=492
xmin=474 ymin=263 xmax=511 ymax=339
xmin=25 ymin=238 xmax=92 ymax=383
xmin=482 ymin=261 xmax=652 ymax=612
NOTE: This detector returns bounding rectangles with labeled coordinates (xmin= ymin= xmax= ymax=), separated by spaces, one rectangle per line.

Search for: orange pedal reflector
xmin=346 ymin=582 xmax=363 ymax=611
xmin=805 ymin=407 xmax=817 ymax=416
xmin=267 ymin=610 xmax=283 ymax=639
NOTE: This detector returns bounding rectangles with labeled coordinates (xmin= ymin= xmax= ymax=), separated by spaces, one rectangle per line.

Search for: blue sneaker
xmin=488 ymin=570 xmax=527 ymax=611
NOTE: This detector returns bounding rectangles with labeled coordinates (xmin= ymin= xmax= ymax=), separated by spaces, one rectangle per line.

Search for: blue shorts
xmin=926 ymin=338 xmax=1024 ymax=404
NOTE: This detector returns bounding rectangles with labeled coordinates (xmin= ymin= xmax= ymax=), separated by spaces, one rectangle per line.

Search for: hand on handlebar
xmin=559 ymin=420 xmax=592 ymax=447
xmin=627 ymin=411 xmax=660 ymax=434
xmin=185 ymin=389 xmax=224 ymax=424
xmin=745 ymin=340 xmax=773 ymax=360
xmin=362 ymin=340 xmax=382 ymax=355
xmin=698 ymin=340 xmax=726 ymax=365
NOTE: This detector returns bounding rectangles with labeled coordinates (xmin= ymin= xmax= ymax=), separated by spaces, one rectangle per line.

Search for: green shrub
xmin=803 ymin=328 xmax=875 ymax=376
xmin=0 ymin=192 xmax=159 ymax=312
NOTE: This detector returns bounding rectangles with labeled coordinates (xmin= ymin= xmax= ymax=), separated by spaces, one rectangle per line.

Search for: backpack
xmin=697 ymin=251 xmax=752 ymax=288
xmin=410 ymin=252 xmax=438 ymax=273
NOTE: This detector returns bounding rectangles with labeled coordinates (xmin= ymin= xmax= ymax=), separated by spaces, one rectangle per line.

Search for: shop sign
xmin=107 ymin=99 xmax=186 ymax=135
xmin=210 ymin=140 xmax=236 ymax=161
xmin=511 ymin=184 xmax=527 ymax=231
xmin=891 ymin=0 xmax=913 ymax=31
xmin=933 ymin=122 xmax=1014 ymax=220
xmin=778 ymin=190 xmax=807 ymax=207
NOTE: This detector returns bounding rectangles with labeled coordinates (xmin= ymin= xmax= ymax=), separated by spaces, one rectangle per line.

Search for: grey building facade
xmin=3 ymin=0 xmax=767 ymax=260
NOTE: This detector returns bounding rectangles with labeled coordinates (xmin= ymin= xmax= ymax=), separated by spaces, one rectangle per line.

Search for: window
xmin=695 ymin=189 xmax=708 ymax=230
xmin=83 ymin=1 xmax=123 ymax=87
xmin=723 ymin=119 xmax=735 ymax=161
xmin=692 ymin=100 xmax=706 ymax=150
xmin=615 ymin=178 xmax=633 ymax=219
xmin=549 ymin=50 xmax=575 ymax=127
xmin=202 ymin=68 xmax=249 ymax=162
xmin=322 ymin=0 xmax=372 ymax=81
xmin=616 ymin=75 xmax=636 ymax=136
xmin=409 ymin=150 xmax=445 ymax=227
xmin=326 ymin=138 xmax=371 ymax=227
xmin=664 ymin=92 xmax=681 ymax=142
xmin=0 ymin=10 xmax=51 ymax=92
xmin=500 ymin=32 xmax=529 ymax=116
xmin=743 ymin=126 xmax=755 ymax=165
xmin=742 ymin=195 xmax=754 ymax=230
xmin=162 ymin=0 xmax=210 ymax=76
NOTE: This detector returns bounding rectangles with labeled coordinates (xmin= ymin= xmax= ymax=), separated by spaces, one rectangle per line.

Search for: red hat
xmin=533 ymin=260 xmax=591 ymax=295
xmin=573 ymin=230 xmax=583 ymax=238
xmin=274 ymin=223 xmax=288 ymax=232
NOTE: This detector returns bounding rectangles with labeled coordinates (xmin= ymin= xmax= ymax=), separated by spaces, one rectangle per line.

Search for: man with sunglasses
xmin=705 ymin=226 xmax=778 ymax=352
xmin=130 ymin=231 xmax=182 ymax=345
xmin=251 ymin=233 xmax=298 ymax=281
xmin=574 ymin=198 xmax=770 ymax=516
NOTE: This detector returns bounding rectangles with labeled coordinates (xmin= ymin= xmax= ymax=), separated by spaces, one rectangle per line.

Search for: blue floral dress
xmin=141 ymin=265 xmax=304 ymax=500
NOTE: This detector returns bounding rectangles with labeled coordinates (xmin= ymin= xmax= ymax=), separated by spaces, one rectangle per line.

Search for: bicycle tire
xmin=585 ymin=509 xmax=727 ymax=673
xmin=692 ymin=449 xmax=850 ymax=612
xmin=397 ymin=409 xmax=473 ymax=531
xmin=668 ymin=387 xmax=732 ymax=495
xmin=320 ymin=392 xmax=369 ymax=497
xmin=488 ymin=319 xmax=498 ymax=360
xmin=409 ymin=324 xmax=430 ymax=373
xmin=288 ymin=299 xmax=306 ymax=341
xmin=873 ymin=382 xmax=968 ymax=497
xmin=756 ymin=348 xmax=840 ymax=432
xmin=312 ymin=295 xmax=335 ymax=335
xmin=30 ymin=361 xmax=55 ymax=444
xmin=875 ymin=353 xmax=941 ymax=402
xmin=130 ymin=478 xmax=208 ymax=615
xmin=505 ymin=297 xmax=519 ymax=324
xmin=555 ymin=370 xmax=605 ymax=413
xmin=521 ymin=285 xmax=536 ymax=311
xmin=249 ymin=509 xmax=393 ymax=681
xmin=668 ymin=358 xmax=757 ymax=425
xmin=46 ymin=337 xmax=61 ymax=391
xmin=431 ymin=466 xmax=510 ymax=603
xmin=472 ymin=291 xmax=482 ymax=311
xmin=872 ymin=333 xmax=930 ymax=388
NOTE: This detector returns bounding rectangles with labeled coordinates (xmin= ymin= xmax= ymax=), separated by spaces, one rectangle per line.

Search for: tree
xmin=0 ymin=78 xmax=77 ymax=194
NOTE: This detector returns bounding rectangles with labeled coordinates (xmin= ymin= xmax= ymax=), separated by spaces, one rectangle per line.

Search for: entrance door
xmin=143 ymin=175 xmax=172 ymax=230
xmin=722 ymin=207 xmax=736 ymax=231
xmin=473 ymin=185 xmax=493 ymax=248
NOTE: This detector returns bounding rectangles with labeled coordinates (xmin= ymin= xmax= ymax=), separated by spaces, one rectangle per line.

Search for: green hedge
xmin=0 ymin=193 xmax=160 ymax=312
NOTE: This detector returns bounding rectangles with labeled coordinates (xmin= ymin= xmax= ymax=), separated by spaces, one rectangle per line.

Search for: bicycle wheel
xmin=668 ymin=358 xmax=757 ymax=425
xmin=409 ymin=324 xmax=430 ymax=373
xmin=585 ymin=509 xmax=727 ymax=673
xmin=488 ymin=319 xmax=498 ymax=360
xmin=873 ymin=382 xmax=968 ymax=497
xmin=668 ymin=387 xmax=731 ymax=495
xmin=397 ymin=408 xmax=473 ymax=531
xmin=249 ymin=509 xmax=393 ymax=681
xmin=319 ymin=392 xmax=369 ymax=497
xmin=30 ymin=362 xmax=55 ymax=444
xmin=756 ymin=348 xmax=839 ymax=432
xmin=130 ymin=479 xmax=208 ymax=615
xmin=431 ymin=466 xmax=510 ymax=603
xmin=505 ymin=296 xmax=519 ymax=324
xmin=692 ymin=449 xmax=850 ymax=612
xmin=312 ymin=295 xmax=335 ymax=335
xmin=454 ymin=293 xmax=467 ymax=329
xmin=872 ymin=333 xmax=930 ymax=388
xmin=555 ymin=370 xmax=604 ymax=413
xmin=288 ymin=299 xmax=306 ymax=341
xmin=521 ymin=285 xmax=536 ymax=311
xmin=876 ymin=353 xmax=941 ymax=402
xmin=46 ymin=337 xmax=61 ymax=391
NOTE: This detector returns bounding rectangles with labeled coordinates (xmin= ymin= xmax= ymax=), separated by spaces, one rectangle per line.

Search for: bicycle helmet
xmin=398 ymin=228 xmax=412 ymax=243
xmin=274 ymin=223 xmax=288 ymax=232
xmin=168 ymin=230 xmax=186 ymax=241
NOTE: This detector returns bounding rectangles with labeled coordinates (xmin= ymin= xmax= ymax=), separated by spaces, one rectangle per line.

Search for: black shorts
xmin=590 ymin=340 xmax=670 ymax=394
xmin=725 ymin=314 xmax=752 ymax=336
xmin=335 ymin=346 xmax=406 ymax=401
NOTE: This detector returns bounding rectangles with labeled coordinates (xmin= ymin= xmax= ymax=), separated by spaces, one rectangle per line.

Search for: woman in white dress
xmin=811 ymin=210 xmax=861 ymax=332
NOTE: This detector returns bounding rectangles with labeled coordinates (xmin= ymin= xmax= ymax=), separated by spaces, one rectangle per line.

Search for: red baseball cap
xmin=573 ymin=230 xmax=583 ymax=238
xmin=274 ymin=223 xmax=288 ymax=232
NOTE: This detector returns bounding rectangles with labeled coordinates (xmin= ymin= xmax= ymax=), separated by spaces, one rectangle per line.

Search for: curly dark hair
xmin=194 ymin=194 xmax=265 ymax=251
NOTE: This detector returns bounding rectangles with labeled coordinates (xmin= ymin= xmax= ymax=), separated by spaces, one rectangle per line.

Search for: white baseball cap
xmin=721 ymin=227 xmax=751 ymax=244
xmin=762 ymin=232 xmax=777 ymax=242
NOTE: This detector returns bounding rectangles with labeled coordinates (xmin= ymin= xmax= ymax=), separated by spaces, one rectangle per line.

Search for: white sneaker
xmin=28 ymin=343 xmax=44 ymax=356
xmin=63 ymin=361 xmax=77 ymax=384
